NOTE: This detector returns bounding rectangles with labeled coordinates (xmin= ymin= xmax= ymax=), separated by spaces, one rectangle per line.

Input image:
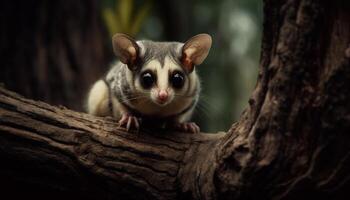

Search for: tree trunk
xmin=0 ymin=0 xmax=112 ymax=111
xmin=0 ymin=0 xmax=350 ymax=200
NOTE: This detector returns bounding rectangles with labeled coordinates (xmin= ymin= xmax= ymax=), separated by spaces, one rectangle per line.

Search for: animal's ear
xmin=181 ymin=33 xmax=212 ymax=73
xmin=112 ymin=33 xmax=140 ymax=70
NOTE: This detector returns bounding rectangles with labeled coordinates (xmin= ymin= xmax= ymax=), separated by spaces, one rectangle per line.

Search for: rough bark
xmin=0 ymin=87 xmax=224 ymax=200
xmin=0 ymin=0 xmax=112 ymax=111
xmin=0 ymin=0 xmax=350 ymax=200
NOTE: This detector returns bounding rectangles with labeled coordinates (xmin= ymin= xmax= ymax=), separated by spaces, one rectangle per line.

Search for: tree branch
xmin=0 ymin=87 xmax=224 ymax=199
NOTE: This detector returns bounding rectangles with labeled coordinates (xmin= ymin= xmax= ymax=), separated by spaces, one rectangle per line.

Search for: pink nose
xmin=158 ymin=90 xmax=168 ymax=102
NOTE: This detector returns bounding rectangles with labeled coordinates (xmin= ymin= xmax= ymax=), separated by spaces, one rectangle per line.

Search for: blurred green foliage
xmin=102 ymin=0 xmax=153 ymax=37
xmin=102 ymin=0 xmax=262 ymax=132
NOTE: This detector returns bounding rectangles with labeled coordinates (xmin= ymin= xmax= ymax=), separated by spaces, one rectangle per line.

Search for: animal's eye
xmin=171 ymin=71 xmax=185 ymax=89
xmin=140 ymin=71 xmax=155 ymax=89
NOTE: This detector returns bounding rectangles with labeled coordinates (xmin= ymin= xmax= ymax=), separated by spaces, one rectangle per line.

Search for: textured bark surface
xmin=0 ymin=87 xmax=225 ymax=200
xmin=0 ymin=0 xmax=111 ymax=111
xmin=0 ymin=0 xmax=350 ymax=200
xmin=212 ymin=0 xmax=350 ymax=199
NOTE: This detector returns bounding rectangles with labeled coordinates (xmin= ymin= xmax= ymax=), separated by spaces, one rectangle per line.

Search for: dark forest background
xmin=0 ymin=0 xmax=262 ymax=132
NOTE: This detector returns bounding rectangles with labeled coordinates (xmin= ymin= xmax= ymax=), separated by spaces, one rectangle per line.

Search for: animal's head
xmin=112 ymin=33 xmax=212 ymax=114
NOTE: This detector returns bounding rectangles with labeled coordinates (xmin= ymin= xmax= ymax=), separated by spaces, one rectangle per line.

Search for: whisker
xmin=118 ymin=95 xmax=148 ymax=104
xmin=199 ymin=98 xmax=218 ymax=111
xmin=195 ymin=103 xmax=211 ymax=119
xmin=135 ymin=91 xmax=151 ymax=95
xmin=174 ymin=94 xmax=196 ymax=98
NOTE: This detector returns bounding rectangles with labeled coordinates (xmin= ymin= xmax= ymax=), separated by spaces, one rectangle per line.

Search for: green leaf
xmin=117 ymin=0 xmax=133 ymax=32
xmin=102 ymin=8 xmax=120 ymax=37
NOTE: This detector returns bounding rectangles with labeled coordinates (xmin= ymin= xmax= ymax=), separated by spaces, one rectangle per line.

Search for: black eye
xmin=171 ymin=72 xmax=185 ymax=89
xmin=140 ymin=71 xmax=155 ymax=89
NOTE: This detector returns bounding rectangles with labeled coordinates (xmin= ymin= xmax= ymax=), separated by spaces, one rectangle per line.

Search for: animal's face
xmin=112 ymin=33 xmax=211 ymax=115
xmin=134 ymin=55 xmax=191 ymax=107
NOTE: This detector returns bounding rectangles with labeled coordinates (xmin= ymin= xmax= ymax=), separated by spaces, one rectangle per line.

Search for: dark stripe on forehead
xmin=141 ymin=41 xmax=182 ymax=67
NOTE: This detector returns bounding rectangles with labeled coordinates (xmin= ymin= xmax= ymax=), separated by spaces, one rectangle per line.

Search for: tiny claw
xmin=188 ymin=125 xmax=195 ymax=133
xmin=189 ymin=122 xmax=200 ymax=133
xmin=184 ymin=124 xmax=189 ymax=132
xmin=175 ymin=122 xmax=200 ymax=133
xmin=126 ymin=117 xmax=132 ymax=131
xmin=119 ymin=114 xmax=141 ymax=132
xmin=134 ymin=117 xmax=140 ymax=130
xmin=118 ymin=114 xmax=129 ymax=127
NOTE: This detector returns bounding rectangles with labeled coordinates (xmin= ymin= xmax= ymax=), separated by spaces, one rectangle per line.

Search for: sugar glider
xmin=87 ymin=33 xmax=212 ymax=133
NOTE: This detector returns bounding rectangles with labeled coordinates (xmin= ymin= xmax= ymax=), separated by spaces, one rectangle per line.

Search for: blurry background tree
xmin=0 ymin=0 xmax=112 ymax=111
xmin=0 ymin=0 xmax=262 ymax=133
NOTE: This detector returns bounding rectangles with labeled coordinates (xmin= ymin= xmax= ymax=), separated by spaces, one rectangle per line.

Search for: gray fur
xmin=139 ymin=41 xmax=183 ymax=67
xmin=106 ymin=40 xmax=185 ymax=106
xmin=106 ymin=63 xmax=134 ymax=107
xmin=105 ymin=40 xmax=199 ymax=119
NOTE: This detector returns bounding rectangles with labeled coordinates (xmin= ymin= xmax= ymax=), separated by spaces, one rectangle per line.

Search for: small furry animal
xmin=87 ymin=33 xmax=212 ymax=133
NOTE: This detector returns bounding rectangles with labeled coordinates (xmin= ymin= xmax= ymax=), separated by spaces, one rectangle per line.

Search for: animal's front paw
xmin=118 ymin=113 xmax=140 ymax=132
xmin=174 ymin=122 xmax=200 ymax=133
